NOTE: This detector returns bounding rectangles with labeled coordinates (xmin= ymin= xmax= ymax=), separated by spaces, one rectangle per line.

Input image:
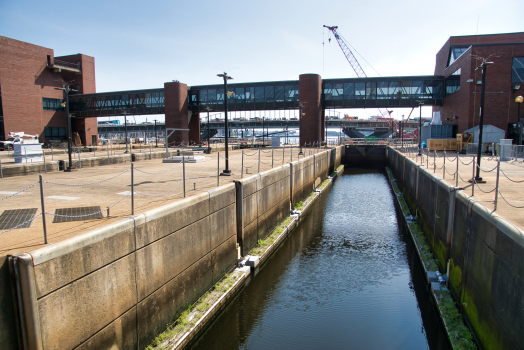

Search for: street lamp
xmin=153 ymin=119 xmax=158 ymax=147
xmin=217 ymin=72 xmax=233 ymax=175
xmin=416 ymin=100 xmax=424 ymax=155
xmin=298 ymin=104 xmax=306 ymax=155
xmin=55 ymin=85 xmax=77 ymax=172
xmin=472 ymin=61 xmax=494 ymax=182
xmin=516 ymin=95 xmax=523 ymax=145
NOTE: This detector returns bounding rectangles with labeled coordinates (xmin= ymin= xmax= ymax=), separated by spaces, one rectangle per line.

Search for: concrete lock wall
xmin=8 ymin=183 xmax=237 ymax=350
xmin=387 ymin=147 xmax=524 ymax=350
xmin=6 ymin=146 xmax=340 ymax=350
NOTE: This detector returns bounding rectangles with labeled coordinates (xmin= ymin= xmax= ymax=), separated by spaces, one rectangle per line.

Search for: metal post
xmin=434 ymin=150 xmax=436 ymax=173
xmin=150 ymin=143 xmax=152 ymax=160
xmin=443 ymin=149 xmax=446 ymax=179
xmin=77 ymin=149 xmax=81 ymax=169
xmin=494 ymin=157 xmax=501 ymax=211
xmin=283 ymin=145 xmax=285 ymax=164
xmin=182 ymin=156 xmax=186 ymax=198
xmin=39 ymin=175 xmax=48 ymax=244
xmin=272 ymin=147 xmax=274 ymax=168
xmin=166 ymin=136 xmax=169 ymax=159
xmin=124 ymin=113 xmax=129 ymax=153
xmin=241 ymin=150 xmax=244 ymax=179
xmin=107 ymin=143 xmax=110 ymax=165
xmin=25 ymin=148 xmax=27 ymax=163
xmin=51 ymin=144 xmax=53 ymax=161
xmin=471 ymin=156 xmax=475 ymax=197
xmin=474 ymin=61 xmax=493 ymax=181
xmin=43 ymin=151 xmax=47 ymax=173
xmin=131 ymin=162 xmax=134 ymax=215
xmin=154 ymin=119 xmax=158 ymax=147
xmin=258 ymin=148 xmax=260 ymax=173
xmin=456 ymin=152 xmax=459 ymax=187
xmin=217 ymin=152 xmax=220 ymax=186
xmin=218 ymin=72 xmax=232 ymax=175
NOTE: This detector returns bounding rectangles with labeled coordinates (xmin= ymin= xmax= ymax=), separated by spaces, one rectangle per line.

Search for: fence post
xmin=51 ymin=144 xmax=54 ymax=161
xmin=150 ymin=144 xmax=152 ymax=160
xmin=182 ymin=156 xmax=186 ymax=198
xmin=291 ymin=146 xmax=293 ymax=162
xmin=258 ymin=148 xmax=260 ymax=173
xmin=241 ymin=150 xmax=244 ymax=179
xmin=77 ymin=149 xmax=82 ymax=169
xmin=456 ymin=153 xmax=459 ymax=187
xmin=25 ymin=148 xmax=27 ymax=163
xmin=42 ymin=151 xmax=47 ymax=173
xmin=131 ymin=162 xmax=134 ymax=215
xmin=494 ymin=157 xmax=501 ymax=211
xmin=107 ymin=143 xmax=110 ymax=165
xmin=471 ymin=156 xmax=475 ymax=197
xmin=283 ymin=145 xmax=285 ymax=164
xmin=0 ymin=159 xmax=2 ymax=179
xmin=433 ymin=150 xmax=436 ymax=173
xmin=39 ymin=174 xmax=48 ymax=244
xmin=272 ymin=147 xmax=274 ymax=168
xmin=217 ymin=152 xmax=220 ymax=186
xmin=443 ymin=149 xmax=446 ymax=179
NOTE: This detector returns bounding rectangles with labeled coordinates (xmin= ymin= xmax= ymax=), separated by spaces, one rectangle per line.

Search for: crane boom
xmin=323 ymin=25 xmax=392 ymax=122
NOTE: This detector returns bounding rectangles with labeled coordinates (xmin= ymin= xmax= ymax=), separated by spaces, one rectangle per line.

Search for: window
xmin=447 ymin=46 xmax=470 ymax=67
xmin=511 ymin=57 xmax=524 ymax=83
xmin=44 ymin=127 xmax=66 ymax=140
xmin=445 ymin=69 xmax=461 ymax=96
xmin=42 ymin=98 xmax=64 ymax=111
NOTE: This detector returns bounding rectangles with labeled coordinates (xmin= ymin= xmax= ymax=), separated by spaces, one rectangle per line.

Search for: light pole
xmin=473 ymin=61 xmax=494 ymax=182
xmin=516 ymin=96 xmax=523 ymax=145
xmin=217 ymin=72 xmax=233 ymax=175
xmin=417 ymin=101 xmax=424 ymax=155
xmin=55 ymin=85 xmax=77 ymax=172
xmin=153 ymin=119 xmax=158 ymax=147
xmin=298 ymin=104 xmax=306 ymax=155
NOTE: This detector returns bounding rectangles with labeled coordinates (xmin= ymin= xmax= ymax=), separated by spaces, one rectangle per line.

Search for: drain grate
xmin=0 ymin=208 xmax=38 ymax=230
xmin=53 ymin=206 xmax=103 ymax=223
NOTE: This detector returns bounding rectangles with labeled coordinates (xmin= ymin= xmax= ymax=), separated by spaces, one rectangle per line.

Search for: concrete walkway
xmin=0 ymin=146 xmax=323 ymax=257
xmin=397 ymin=147 xmax=524 ymax=232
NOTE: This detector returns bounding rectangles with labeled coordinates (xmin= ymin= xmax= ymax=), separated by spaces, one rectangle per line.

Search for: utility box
xmin=271 ymin=137 xmax=281 ymax=147
xmin=421 ymin=125 xmax=455 ymax=144
xmin=464 ymin=125 xmax=506 ymax=144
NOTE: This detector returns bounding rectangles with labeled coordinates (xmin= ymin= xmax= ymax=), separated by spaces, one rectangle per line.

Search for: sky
xmin=1 ymin=0 xmax=523 ymax=123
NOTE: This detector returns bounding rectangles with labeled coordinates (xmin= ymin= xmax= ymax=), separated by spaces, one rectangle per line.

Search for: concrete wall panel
xmin=136 ymin=217 xmax=210 ymax=301
xmin=209 ymin=204 xmax=235 ymax=249
xmin=38 ymin=254 xmax=137 ymax=350
xmin=136 ymin=192 xmax=209 ymax=248
xmin=211 ymin=235 xmax=237 ymax=284
xmin=208 ymin=183 xmax=235 ymax=213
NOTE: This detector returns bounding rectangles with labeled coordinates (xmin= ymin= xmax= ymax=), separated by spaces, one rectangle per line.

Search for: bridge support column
xmin=299 ymin=74 xmax=322 ymax=145
xmin=188 ymin=112 xmax=201 ymax=145
xmin=164 ymin=81 xmax=189 ymax=146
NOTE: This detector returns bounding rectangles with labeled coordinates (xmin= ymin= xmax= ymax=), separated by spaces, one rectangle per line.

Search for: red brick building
xmin=0 ymin=36 xmax=97 ymax=145
xmin=433 ymin=32 xmax=524 ymax=141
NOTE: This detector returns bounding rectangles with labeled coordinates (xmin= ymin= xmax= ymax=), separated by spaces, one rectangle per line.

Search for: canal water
xmin=192 ymin=169 xmax=450 ymax=350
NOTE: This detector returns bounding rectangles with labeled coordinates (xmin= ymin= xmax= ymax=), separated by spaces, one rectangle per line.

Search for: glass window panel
xmin=208 ymin=89 xmax=216 ymax=102
xmin=285 ymin=85 xmax=295 ymax=101
xmin=411 ymin=81 xmax=424 ymax=99
xmin=265 ymin=86 xmax=274 ymax=102
xmin=235 ymin=87 xmax=245 ymax=102
xmin=377 ymin=81 xmax=388 ymax=99
xmin=295 ymin=85 xmax=299 ymax=101
xmin=274 ymin=86 xmax=284 ymax=102
xmin=333 ymin=83 xmax=343 ymax=100
xmin=324 ymin=83 xmax=332 ymax=101
xmin=399 ymin=81 xmax=411 ymax=98
xmin=512 ymin=57 xmax=524 ymax=83
xmin=355 ymin=83 xmax=365 ymax=99
xmin=201 ymin=90 xmax=208 ymax=103
xmin=246 ymin=87 xmax=255 ymax=102
xmin=366 ymin=82 xmax=376 ymax=99
xmin=388 ymin=81 xmax=399 ymax=98
xmin=255 ymin=86 xmax=264 ymax=102
xmin=343 ymin=83 xmax=354 ymax=99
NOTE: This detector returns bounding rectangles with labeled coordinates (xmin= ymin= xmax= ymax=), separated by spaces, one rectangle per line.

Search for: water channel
xmin=192 ymin=169 xmax=450 ymax=350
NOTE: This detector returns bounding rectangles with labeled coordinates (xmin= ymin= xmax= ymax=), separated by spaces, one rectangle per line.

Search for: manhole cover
xmin=53 ymin=206 xmax=103 ymax=223
xmin=0 ymin=208 xmax=38 ymax=230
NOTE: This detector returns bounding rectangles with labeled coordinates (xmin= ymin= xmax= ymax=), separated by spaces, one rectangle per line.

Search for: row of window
xmin=189 ymin=85 xmax=300 ymax=105
xmin=42 ymin=98 xmax=64 ymax=111
xmin=44 ymin=127 xmax=66 ymax=140
xmin=323 ymin=80 xmax=443 ymax=101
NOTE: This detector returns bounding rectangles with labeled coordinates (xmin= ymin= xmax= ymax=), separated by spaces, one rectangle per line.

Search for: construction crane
xmin=323 ymin=25 xmax=397 ymax=134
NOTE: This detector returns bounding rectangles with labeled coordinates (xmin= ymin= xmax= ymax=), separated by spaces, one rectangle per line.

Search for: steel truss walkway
xmin=69 ymin=76 xmax=443 ymax=118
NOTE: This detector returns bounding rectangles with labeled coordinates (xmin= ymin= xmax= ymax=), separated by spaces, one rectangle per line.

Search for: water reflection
xmin=191 ymin=169 xmax=449 ymax=350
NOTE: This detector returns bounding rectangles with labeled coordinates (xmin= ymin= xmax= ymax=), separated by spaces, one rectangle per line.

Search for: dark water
xmin=192 ymin=169 xmax=450 ymax=350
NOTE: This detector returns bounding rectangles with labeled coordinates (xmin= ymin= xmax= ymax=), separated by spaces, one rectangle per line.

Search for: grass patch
xmin=250 ymin=216 xmax=294 ymax=256
xmin=144 ymin=271 xmax=242 ymax=350
xmin=336 ymin=164 xmax=344 ymax=171
xmin=318 ymin=178 xmax=331 ymax=191
xmin=436 ymin=290 xmax=477 ymax=350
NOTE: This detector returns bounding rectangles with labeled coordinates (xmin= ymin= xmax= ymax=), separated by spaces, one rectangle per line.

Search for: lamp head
xmin=516 ymin=96 xmax=524 ymax=104
xmin=226 ymin=91 xmax=235 ymax=97
xmin=60 ymin=102 xmax=67 ymax=108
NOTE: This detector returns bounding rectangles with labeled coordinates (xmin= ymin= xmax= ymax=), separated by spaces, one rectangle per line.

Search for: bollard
xmin=131 ymin=162 xmax=134 ymax=215
xmin=217 ymin=152 xmax=220 ymax=186
xmin=43 ymin=151 xmax=47 ymax=173
xmin=494 ymin=157 xmax=501 ymax=211
xmin=107 ymin=207 xmax=110 ymax=217
xmin=183 ymin=156 xmax=186 ymax=198
xmin=194 ymin=182 xmax=196 ymax=191
xmin=241 ymin=150 xmax=244 ymax=179
xmin=258 ymin=148 xmax=260 ymax=173
xmin=39 ymin=175 xmax=48 ymax=244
